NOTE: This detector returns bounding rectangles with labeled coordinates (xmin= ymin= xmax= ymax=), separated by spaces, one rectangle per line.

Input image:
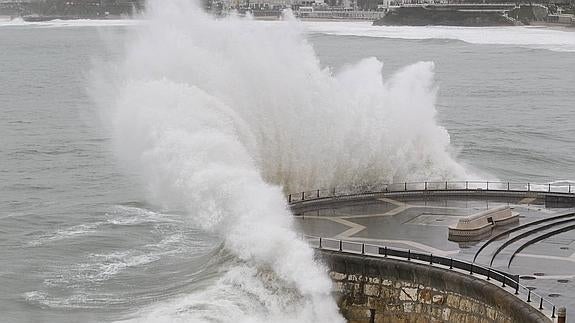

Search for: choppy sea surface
xmin=1 ymin=18 xmax=574 ymax=322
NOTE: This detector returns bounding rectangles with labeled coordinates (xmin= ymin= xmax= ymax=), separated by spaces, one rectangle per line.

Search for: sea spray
xmin=92 ymin=0 xmax=469 ymax=321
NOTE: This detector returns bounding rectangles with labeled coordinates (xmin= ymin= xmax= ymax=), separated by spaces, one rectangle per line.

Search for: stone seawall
xmin=320 ymin=250 xmax=550 ymax=323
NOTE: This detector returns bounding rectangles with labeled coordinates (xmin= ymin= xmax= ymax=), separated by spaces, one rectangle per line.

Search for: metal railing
xmin=305 ymin=234 xmax=559 ymax=319
xmin=288 ymin=181 xmax=575 ymax=204
xmin=296 ymin=10 xmax=387 ymax=20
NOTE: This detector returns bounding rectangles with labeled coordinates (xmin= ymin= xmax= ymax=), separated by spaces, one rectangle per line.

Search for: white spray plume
xmin=92 ymin=0 xmax=470 ymax=321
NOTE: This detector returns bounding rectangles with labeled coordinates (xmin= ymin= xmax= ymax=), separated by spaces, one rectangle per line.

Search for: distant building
xmin=1 ymin=0 xmax=145 ymax=17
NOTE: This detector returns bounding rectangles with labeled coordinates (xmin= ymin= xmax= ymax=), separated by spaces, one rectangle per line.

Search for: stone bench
xmin=449 ymin=206 xmax=519 ymax=241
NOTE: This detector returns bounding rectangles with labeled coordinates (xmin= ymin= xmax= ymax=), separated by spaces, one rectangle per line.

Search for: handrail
xmin=288 ymin=180 xmax=575 ymax=204
xmin=305 ymin=234 xmax=558 ymax=319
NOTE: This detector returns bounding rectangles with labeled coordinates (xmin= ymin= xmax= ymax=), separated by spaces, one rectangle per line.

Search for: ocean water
xmin=1 ymin=6 xmax=574 ymax=323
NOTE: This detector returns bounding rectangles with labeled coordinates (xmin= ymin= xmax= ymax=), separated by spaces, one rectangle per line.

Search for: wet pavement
xmin=293 ymin=194 xmax=575 ymax=318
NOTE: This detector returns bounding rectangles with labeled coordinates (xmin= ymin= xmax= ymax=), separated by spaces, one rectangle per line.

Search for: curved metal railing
xmin=305 ymin=234 xmax=559 ymax=319
xmin=288 ymin=180 xmax=575 ymax=204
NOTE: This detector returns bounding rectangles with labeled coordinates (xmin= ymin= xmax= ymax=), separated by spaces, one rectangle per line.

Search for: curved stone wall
xmin=320 ymin=250 xmax=550 ymax=323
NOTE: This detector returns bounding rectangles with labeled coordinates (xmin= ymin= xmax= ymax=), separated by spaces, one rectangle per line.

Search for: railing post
xmin=404 ymin=182 xmax=407 ymax=191
xmin=507 ymin=182 xmax=510 ymax=191
xmin=528 ymin=183 xmax=530 ymax=191
xmin=333 ymin=187 xmax=336 ymax=196
xmin=466 ymin=181 xmax=468 ymax=190
xmin=557 ymin=307 xmax=566 ymax=323
xmin=552 ymin=306 xmax=556 ymax=318
xmin=549 ymin=184 xmax=551 ymax=192
xmin=569 ymin=184 xmax=572 ymax=194
xmin=302 ymin=192 xmax=305 ymax=200
xmin=502 ymin=275 xmax=506 ymax=288
xmin=449 ymin=258 xmax=453 ymax=269
xmin=288 ymin=194 xmax=292 ymax=203
xmin=384 ymin=246 xmax=387 ymax=257
xmin=527 ymin=290 xmax=531 ymax=302
xmin=430 ymin=254 xmax=433 ymax=265
xmin=319 ymin=237 xmax=322 ymax=249
xmin=487 ymin=268 xmax=491 ymax=281
xmin=445 ymin=181 xmax=448 ymax=190
xmin=362 ymin=244 xmax=365 ymax=255
xmin=470 ymin=263 xmax=473 ymax=275
xmin=425 ymin=182 xmax=427 ymax=190
xmin=486 ymin=181 xmax=489 ymax=190
xmin=539 ymin=297 xmax=543 ymax=310
xmin=339 ymin=240 xmax=342 ymax=252
xmin=408 ymin=250 xmax=411 ymax=261
xmin=317 ymin=189 xmax=320 ymax=198
xmin=514 ymin=282 xmax=519 ymax=295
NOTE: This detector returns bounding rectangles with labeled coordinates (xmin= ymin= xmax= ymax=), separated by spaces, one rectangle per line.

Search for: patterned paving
xmin=294 ymin=194 xmax=575 ymax=316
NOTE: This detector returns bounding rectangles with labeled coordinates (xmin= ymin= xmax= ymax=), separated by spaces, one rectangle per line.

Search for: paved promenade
xmin=293 ymin=191 xmax=575 ymax=318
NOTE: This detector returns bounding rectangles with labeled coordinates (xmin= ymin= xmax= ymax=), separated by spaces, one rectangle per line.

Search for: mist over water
xmin=91 ymin=1 xmax=470 ymax=321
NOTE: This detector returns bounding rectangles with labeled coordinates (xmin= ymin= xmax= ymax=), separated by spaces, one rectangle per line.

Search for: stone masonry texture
xmin=319 ymin=250 xmax=550 ymax=323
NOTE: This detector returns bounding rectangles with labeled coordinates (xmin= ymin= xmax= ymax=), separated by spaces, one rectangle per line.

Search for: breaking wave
xmin=0 ymin=17 xmax=141 ymax=28
xmin=91 ymin=1 xmax=470 ymax=322
xmin=303 ymin=21 xmax=575 ymax=52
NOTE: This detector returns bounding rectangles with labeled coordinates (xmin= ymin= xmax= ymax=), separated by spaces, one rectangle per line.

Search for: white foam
xmin=0 ymin=17 xmax=142 ymax=28
xmin=302 ymin=21 xmax=575 ymax=52
xmin=43 ymin=235 xmax=196 ymax=288
xmin=105 ymin=205 xmax=178 ymax=225
xmin=24 ymin=290 xmax=125 ymax=309
xmin=27 ymin=223 xmax=101 ymax=247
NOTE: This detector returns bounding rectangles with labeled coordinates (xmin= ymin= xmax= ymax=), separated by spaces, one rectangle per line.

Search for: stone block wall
xmin=320 ymin=250 xmax=550 ymax=323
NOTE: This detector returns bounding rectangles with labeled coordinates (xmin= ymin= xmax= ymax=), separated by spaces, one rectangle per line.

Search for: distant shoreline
xmin=527 ymin=21 xmax=575 ymax=31
xmin=254 ymin=16 xmax=371 ymax=22
xmin=3 ymin=14 xmax=574 ymax=31
xmin=257 ymin=15 xmax=575 ymax=28
xmin=259 ymin=16 xmax=575 ymax=30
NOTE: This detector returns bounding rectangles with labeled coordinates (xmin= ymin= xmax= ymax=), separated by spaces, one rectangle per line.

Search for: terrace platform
xmin=290 ymin=182 xmax=575 ymax=319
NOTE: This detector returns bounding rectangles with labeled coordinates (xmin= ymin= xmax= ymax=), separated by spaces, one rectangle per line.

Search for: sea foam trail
xmin=0 ymin=17 xmax=142 ymax=28
xmin=303 ymin=21 xmax=575 ymax=52
xmin=92 ymin=1 xmax=468 ymax=322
